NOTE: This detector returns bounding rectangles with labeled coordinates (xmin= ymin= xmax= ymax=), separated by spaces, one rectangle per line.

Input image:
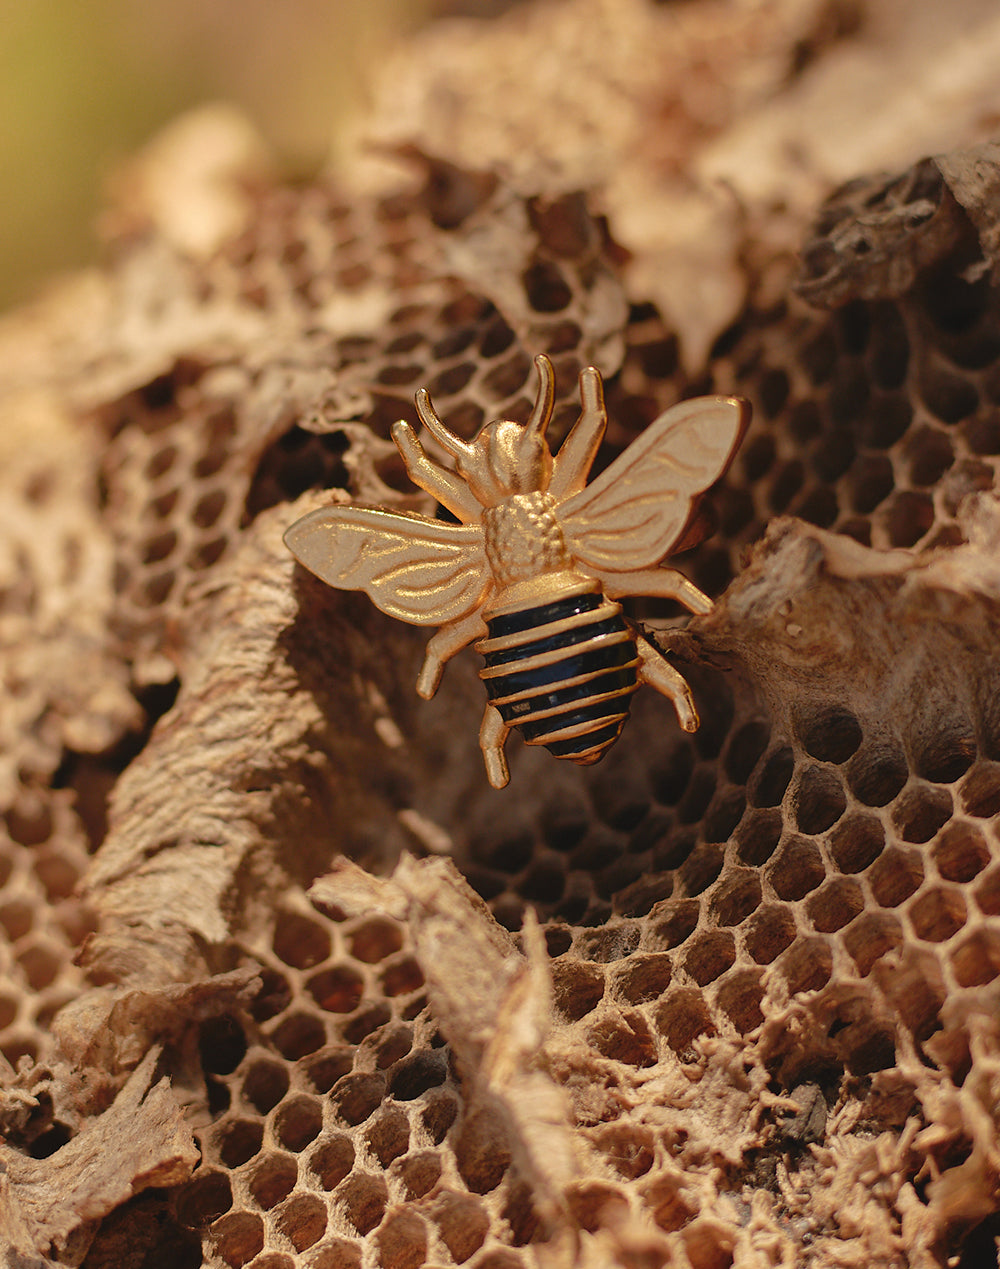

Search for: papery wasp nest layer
xmin=2 ymin=0 xmax=1000 ymax=1265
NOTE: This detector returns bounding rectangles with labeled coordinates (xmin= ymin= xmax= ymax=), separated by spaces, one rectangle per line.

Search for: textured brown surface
xmin=2 ymin=1 xmax=1000 ymax=1266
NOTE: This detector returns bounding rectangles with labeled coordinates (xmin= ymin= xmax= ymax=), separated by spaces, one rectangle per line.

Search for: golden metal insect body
xmin=284 ymin=356 xmax=749 ymax=788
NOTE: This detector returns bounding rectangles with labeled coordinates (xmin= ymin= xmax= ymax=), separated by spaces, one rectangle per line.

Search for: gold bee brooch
xmin=285 ymin=355 xmax=748 ymax=788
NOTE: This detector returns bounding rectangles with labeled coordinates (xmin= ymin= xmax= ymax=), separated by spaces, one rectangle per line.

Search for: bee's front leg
xmin=635 ymin=636 xmax=699 ymax=733
xmin=479 ymin=704 xmax=511 ymax=789
xmin=417 ymin=610 xmax=488 ymax=698
xmin=391 ymin=421 xmax=481 ymax=523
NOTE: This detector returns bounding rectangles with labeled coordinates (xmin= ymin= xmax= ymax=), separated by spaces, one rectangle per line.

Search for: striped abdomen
xmin=477 ymin=588 xmax=639 ymax=766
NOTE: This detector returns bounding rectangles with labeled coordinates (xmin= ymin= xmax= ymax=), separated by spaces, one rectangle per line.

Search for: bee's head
xmin=415 ymin=355 xmax=556 ymax=507
xmin=459 ymin=415 xmax=553 ymax=503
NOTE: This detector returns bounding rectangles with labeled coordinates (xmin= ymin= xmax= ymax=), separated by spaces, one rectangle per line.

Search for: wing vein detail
xmin=284 ymin=504 xmax=488 ymax=625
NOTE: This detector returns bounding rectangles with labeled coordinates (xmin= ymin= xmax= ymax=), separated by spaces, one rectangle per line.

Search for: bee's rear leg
xmin=479 ymin=704 xmax=511 ymax=788
xmin=635 ymin=636 xmax=699 ymax=733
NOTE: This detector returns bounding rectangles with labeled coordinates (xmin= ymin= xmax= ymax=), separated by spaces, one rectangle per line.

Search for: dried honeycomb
xmin=2 ymin=3 xmax=1000 ymax=1266
xmin=0 ymin=800 xmax=95 ymax=1080
xmin=696 ymin=253 xmax=1000 ymax=593
xmin=98 ymin=173 xmax=627 ymax=683
xmin=0 ymin=387 xmax=135 ymax=1111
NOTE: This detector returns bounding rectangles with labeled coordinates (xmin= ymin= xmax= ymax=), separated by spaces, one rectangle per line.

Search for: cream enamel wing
xmin=285 ymin=356 xmax=748 ymax=787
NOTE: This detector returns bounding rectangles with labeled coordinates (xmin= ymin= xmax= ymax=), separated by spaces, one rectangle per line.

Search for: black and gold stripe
xmin=477 ymin=590 xmax=639 ymax=764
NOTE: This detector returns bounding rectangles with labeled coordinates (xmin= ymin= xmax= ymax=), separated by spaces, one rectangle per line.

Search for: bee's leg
xmin=548 ymin=366 xmax=607 ymax=499
xmin=601 ymin=568 xmax=712 ymax=615
xmin=479 ymin=704 xmax=511 ymax=788
xmin=417 ymin=610 xmax=488 ymax=699
xmin=391 ymin=421 xmax=481 ymax=523
xmin=634 ymin=636 xmax=699 ymax=732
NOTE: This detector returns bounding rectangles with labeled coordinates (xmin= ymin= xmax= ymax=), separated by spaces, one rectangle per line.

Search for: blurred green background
xmin=0 ymin=0 xmax=427 ymax=310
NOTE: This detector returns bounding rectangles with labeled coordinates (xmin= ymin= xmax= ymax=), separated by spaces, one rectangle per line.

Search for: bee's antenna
xmin=415 ymin=388 xmax=473 ymax=459
xmin=527 ymin=354 xmax=555 ymax=437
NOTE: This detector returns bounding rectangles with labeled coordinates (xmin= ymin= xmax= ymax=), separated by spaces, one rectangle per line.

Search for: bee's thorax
xmin=483 ymin=492 xmax=571 ymax=586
